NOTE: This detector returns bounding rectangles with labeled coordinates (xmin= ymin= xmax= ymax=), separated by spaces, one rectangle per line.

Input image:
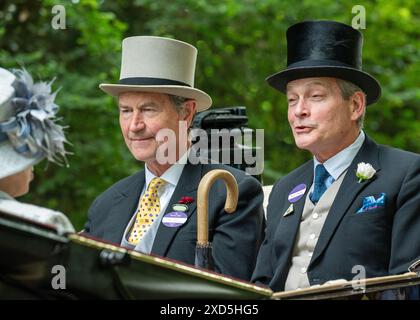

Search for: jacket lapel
xmin=274 ymin=161 xmax=313 ymax=262
xmin=103 ymin=171 xmax=145 ymax=244
xmin=151 ymin=162 xmax=202 ymax=256
xmin=310 ymin=135 xmax=381 ymax=265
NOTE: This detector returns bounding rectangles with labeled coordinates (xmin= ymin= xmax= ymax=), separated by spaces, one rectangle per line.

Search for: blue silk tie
xmin=310 ymin=164 xmax=332 ymax=204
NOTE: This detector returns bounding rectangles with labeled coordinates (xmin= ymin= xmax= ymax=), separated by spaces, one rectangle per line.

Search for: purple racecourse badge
xmin=162 ymin=211 xmax=188 ymax=228
xmin=288 ymin=184 xmax=307 ymax=203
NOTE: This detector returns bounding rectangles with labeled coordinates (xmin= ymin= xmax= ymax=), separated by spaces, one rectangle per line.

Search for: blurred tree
xmin=0 ymin=0 xmax=418 ymax=229
xmin=1 ymin=0 xmax=132 ymax=228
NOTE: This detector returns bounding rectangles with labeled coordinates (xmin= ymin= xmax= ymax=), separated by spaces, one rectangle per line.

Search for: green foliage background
xmin=1 ymin=0 xmax=419 ymax=229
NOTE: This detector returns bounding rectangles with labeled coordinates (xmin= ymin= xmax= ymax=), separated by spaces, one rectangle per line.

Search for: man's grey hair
xmin=168 ymin=94 xmax=189 ymax=113
xmin=336 ymin=79 xmax=366 ymax=129
xmin=168 ymin=94 xmax=196 ymax=130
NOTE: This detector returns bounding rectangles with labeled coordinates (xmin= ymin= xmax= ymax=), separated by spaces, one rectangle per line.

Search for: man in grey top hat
xmin=82 ymin=36 xmax=265 ymax=281
xmin=252 ymin=20 xmax=420 ymax=292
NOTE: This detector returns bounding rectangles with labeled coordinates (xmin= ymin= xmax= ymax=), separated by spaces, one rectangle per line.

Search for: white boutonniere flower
xmin=356 ymin=162 xmax=376 ymax=183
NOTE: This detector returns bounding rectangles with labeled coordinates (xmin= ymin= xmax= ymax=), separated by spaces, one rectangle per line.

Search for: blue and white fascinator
xmin=0 ymin=67 xmax=70 ymax=179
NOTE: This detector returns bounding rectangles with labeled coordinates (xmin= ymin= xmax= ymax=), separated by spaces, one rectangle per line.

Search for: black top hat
xmin=266 ymin=20 xmax=381 ymax=105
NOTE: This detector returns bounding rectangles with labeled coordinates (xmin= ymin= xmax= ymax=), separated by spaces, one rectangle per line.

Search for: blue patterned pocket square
xmin=357 ymin=192 xmax=386 ymax=213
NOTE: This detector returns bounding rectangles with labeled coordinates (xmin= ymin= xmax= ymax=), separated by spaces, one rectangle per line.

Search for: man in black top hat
xmin=252 ymin=20 xmax=420 ymax=292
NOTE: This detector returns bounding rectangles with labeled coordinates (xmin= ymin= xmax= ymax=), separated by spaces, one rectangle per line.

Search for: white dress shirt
xmin=310 ymin=130 xmax=366 ymax=194
xmin=120 ymin=151 xmax=188 ymax=254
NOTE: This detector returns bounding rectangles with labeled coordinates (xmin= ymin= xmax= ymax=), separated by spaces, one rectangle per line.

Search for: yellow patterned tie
xmin=128 ymin=177 xmax=166 ymax=245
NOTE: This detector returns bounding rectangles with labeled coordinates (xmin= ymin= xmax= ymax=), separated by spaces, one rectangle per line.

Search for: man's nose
xmin=294 ymin=98 xmax=310 ymax=118
xmin=129 ymin=113 xmax=145 ymax=132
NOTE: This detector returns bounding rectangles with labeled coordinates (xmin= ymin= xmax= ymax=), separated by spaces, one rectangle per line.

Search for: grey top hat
xmin=100 ymin=36 xmax=212 ymax=112
xmin=0 ymin=67 xmax=69 ymax=180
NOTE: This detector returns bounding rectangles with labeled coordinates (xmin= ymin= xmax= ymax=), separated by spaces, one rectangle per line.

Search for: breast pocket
xmin=343 ymin=208 xmax=392 ymax=265
xmin=174 ymin=230 xmax=197 ymax=242
xmin=352 ymin=206 xmax=387 ymax=216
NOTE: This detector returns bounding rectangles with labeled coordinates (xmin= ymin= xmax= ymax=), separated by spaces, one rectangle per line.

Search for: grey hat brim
xmin=99 ymin=84 xmax=212 ymax=112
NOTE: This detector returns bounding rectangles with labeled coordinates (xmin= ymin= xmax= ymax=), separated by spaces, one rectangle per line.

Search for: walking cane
xmin=194 ymin=169 xmax=238 ymax=270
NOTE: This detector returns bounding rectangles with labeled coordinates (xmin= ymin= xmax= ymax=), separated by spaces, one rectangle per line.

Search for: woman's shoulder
xmin=0 ymin=198 xmax=75 ymax=234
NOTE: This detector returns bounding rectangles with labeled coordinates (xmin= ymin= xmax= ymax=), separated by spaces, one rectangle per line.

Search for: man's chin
xmin=294 ymin=138 xmax=314 ymax=151
xmin=130 ymin=150 xmax=155 ymax=162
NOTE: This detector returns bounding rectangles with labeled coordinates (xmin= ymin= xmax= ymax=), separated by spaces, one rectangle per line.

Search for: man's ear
xmin=350 ymin=91 xmax=366 ymax=121
xmin=182 ymin=100 xmax=197 ymax=127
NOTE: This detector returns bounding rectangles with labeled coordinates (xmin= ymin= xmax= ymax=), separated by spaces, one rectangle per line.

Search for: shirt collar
xmin=314 ymin=130 xmax=365 ymax=180
xmin=145 ymin=150 xmax=189 ymax=188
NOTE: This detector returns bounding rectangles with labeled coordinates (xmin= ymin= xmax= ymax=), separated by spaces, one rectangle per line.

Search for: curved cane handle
xmin=197 ymin=169 xmax=239 ymax=246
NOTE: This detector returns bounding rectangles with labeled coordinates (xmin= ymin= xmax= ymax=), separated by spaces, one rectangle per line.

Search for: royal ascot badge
xmin=172 ymin=196 xmax=195 ymax=212
xmin=283 ymin=204 xmax=294 ymax=217
xmin=162 ymin=211 xmax=188 ymax=228
xmin=288 ymin=183 xmax=307 ymax=203
xmin=172 ymin=203 xmax=189 ymax=212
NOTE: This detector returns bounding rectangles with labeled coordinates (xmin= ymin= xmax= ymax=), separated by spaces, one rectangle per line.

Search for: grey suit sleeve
xmin=389 ymin=156 xmax=420 ymax=274
xmin=211 ymin=175 xmax=265 ymax=281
